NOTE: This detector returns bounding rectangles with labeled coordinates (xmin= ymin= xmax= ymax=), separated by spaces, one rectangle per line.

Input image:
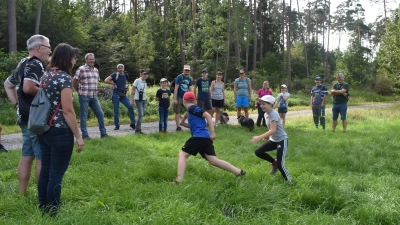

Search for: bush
xmin=374 ymin=76 xmax=394 ymax=96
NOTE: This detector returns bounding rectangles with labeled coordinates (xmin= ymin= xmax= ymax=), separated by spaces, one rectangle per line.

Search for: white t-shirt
xmin=133 ymin=78 xmax=147 ymax=100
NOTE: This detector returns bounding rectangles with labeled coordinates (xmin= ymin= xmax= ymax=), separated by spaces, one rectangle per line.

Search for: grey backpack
xmin=28 ymin=71 xmax=62 ymax=135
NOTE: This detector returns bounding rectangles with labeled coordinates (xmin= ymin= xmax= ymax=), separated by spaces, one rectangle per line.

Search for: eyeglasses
xmin=40 ymin=45 xmax=51 ymax=50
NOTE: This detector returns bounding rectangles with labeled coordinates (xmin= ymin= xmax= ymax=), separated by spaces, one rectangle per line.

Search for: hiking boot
xmin=130 ymin=123 xmax=136 ymax=130
xmin=135 ymin=131 xmax=145 ymax=135
xmin=176 ymin=126 xmax=182 ymax=132
xmin=0 ymin=144 xmax=8 ymax=153
xmin=83 ymin=136 xmax=92 ymax=140
xmin=270 ymin=160 xmax=278 ymax=174
xmin=113 ymin=126 xmax=119 ymax=130
xmin=101 ymin=134 xmax=109 ymax=138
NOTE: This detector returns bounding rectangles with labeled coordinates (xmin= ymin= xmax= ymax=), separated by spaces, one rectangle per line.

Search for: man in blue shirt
xmin=193 ymin=69 xmax=212 ymax=114
xmin=310 ymin=76 xmax=328 ymax=130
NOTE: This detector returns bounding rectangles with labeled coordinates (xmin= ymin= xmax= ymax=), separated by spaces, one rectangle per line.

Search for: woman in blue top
xmin=233 ymin=69 xmax=252 ymax=120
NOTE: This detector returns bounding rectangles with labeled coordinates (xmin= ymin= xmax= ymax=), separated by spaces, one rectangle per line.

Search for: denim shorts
xmin=20 ymin=124 xmax=41 ymax=159
xmin=236 ymin=96 xmax=249 ymax=108
xmin=332 ymin=104 xmax=347 ymax=120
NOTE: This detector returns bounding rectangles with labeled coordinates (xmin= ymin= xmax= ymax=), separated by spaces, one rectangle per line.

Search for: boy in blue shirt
xmin=171 ymin=92 xmax=246 ymax=184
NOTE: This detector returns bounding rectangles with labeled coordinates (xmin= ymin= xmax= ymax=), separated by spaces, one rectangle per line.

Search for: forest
xmin=0 ymin=0 xmax=399 ymax=95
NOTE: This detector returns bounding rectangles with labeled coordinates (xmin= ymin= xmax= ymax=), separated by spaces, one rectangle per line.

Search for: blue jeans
xmin=135 ymin=100 xmax=146 ymax=131
xmin=37 ymin=127 xmax=74 ymax=212
xmin=78 ymin=95 xmax=107 ymax=137
xmin=159 ymin=106 xmax=169 ymax=131
xmin=332 ymin=103 xmax=347 ymax=121
xmin=19 ymin=124 xmax=41 ymax=159
xmin=112 ymin=93 xmax=135 ymax=126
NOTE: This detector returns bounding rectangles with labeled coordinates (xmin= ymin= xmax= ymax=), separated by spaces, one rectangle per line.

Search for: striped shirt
xmin=74 ymin=64 xmax=100 ymax=97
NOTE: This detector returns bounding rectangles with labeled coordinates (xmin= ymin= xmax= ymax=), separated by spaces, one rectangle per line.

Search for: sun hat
xmin=256 ymin=95 xmax=275 ymax=104
xmin=160 ymin=78 xmax=168 ymax=82
xmin=280 ymin=84 xmax=287 ymax=88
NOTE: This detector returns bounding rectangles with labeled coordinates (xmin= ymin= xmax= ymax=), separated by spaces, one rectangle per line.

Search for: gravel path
xmin=1 ymin=103 xmax=395 ymax=151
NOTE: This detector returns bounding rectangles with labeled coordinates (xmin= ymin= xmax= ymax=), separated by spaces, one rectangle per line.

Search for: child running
xmin=251 ymin=95 xmax=292 ymax=185
xmin=170 ymin=91 xmax=246 ymax=184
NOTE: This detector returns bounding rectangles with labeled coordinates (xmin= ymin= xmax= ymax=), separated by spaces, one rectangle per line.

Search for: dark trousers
xmin=254 ymin=139 xmax=292 ymax=183
xmin=159 ymin=106 xmax=169 ymax=131
xmin=37 ymin=127 xmax=74 ymax=213
xmin=312 ymin=104 xmax=325 ymax=127
xmin=256 ymin=104 xmax=266 ymax=127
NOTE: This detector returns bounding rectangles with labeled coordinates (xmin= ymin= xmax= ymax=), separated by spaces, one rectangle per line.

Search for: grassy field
xmin=1 ymin=104 xmax=400 ymax=224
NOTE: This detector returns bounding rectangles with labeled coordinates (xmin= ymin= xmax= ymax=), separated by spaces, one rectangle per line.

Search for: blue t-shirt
xmin=187 ymin=105 xmax=209 ymax=138
xmin=195 ymin=78 xmax=211 ymax=100
xmin=310 ymin=85 xmax=328 ymax=105
xmin=111 ymin=72 xmax=128 ymax=93
xmin=176 ymin=74 xmax=192 ymax=98
xmin=156 ymin=88 xmax=171 ymax=110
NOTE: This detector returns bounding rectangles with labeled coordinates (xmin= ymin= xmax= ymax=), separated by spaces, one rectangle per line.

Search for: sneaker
xmin=236 ymin=170 xmax=246 ymax=178
xmin=130 ymin=124 xmax=136 ymax=130
xmin=113 ymin=126 xmax=119 ymax=130
xmin=101 ymin=134 xmax=109 ymax=138
xmin=135 ymin=131 xmax=145 ymax=134
xmin=214 ymin=122 xmax=218 ymax=127
xmin=270 ymin=160 xmax=278 ymax=174
xmin=176 ymin=126 xmax=182 ymax=131
xmin=0 ymin=144 xmax=8 ymax=153
xmin=83 ymin=136 xmax=92 ymax=140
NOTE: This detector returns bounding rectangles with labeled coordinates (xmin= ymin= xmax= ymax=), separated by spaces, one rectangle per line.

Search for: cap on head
xmin=315 ymin=76 xmax=321 ymax=81
xmin=141 ymin=69 xmax=149 ymax=74
xmin=257 ymin=95 xmax=275 ymax=104
xmin=183 ymin=91 xmax=196 ymax=101
xmin=160 ymin=78 xmax=168 ymax=82
xmin=183 ymin=65 xmax=191 ymax=71
xmin=201 ymin=69 xmax=208 ymax=73
xmin=280 ymin=84 xmax=287 ymax=88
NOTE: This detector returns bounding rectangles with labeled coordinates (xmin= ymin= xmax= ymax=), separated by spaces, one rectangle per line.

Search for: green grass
xmin=1 ymin=104 xmax=400 ymax=224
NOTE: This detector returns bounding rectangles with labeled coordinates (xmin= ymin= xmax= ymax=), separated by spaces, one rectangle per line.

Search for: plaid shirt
xmin=74 ymin=64 xmax=100 ymax=97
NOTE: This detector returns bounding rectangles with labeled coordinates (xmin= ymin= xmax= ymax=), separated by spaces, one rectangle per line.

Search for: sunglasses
xmin=239 ymin=72 xmax=244 ymax=74
xmin=184 ymin=69 xmax=190 ymax=71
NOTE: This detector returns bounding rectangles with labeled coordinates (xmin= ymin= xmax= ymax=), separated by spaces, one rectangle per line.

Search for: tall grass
xmin=1 ymin=104 xmax=400 ymax=224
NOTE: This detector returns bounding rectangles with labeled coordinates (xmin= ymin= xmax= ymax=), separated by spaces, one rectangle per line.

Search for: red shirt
xmin=257 ymin=88 xmax=273 ymax=105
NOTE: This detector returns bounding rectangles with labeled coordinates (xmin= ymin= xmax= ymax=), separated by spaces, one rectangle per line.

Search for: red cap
xmin=183 ymin=91 xmax=196 ymax=101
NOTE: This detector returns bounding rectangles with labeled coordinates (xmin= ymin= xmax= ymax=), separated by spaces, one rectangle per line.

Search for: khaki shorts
xmin=173 ymin=98 xmax=184 ymax=114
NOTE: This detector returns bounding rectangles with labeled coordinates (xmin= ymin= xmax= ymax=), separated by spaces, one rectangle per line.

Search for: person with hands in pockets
xmin=251 ymin=95 xmax=292 ymax=185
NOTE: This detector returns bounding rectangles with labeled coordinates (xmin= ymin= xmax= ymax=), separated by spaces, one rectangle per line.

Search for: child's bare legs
xmin=236 ymin=107 xmax=242 ymax=119
xmin=279 ymin=113 xmax=286 ymax=128
xmin=174 ymin=151 xmax=190 ymax=182
xmin=204 ymin=154 xmax=241 ymax=175
xmin=244 ymin=108 xmax=249 ymax=119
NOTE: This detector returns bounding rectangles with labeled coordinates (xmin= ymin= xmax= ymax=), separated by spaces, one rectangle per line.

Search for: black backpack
xmin=170 ymin=74 xmax=182 ymax=95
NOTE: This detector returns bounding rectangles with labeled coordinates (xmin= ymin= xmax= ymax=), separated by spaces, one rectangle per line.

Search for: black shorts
xmin=182 ymin=137 xmax=216 ymax=159
xmin=278 ymin=106 xmax=288 ymax=113
xmin=212 ymin=99 xmax=224 ymax=108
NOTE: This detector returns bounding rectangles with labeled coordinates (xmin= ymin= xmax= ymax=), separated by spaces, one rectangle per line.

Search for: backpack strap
xmin=42 ymin=70 xmax=62 ymax=126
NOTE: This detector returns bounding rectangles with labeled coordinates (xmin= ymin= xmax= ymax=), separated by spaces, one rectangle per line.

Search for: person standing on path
xmin=73 ymin=53 xmax=108 ymax=139
xmin=210 ymin=71 xmax=226 ymax=126
xmin=331 ymin=73 xmax=350 ymax=132
xmin=193 ymin=69 xmax=212 ymax=115
xmin=173 ymin=65 xmax=192 ymax=131
xmin=132 ymin=69 xmax=149 ymax=134
xmin=233 ymin=69 xmax=252 ymax=120
xmin=254 ymin=81 xmax=273 ymax=127
xmin=156 ymin=78 xmax=171 ymax=133
xmin=104 ymin=64 xmax=136 ymax=131
xmin=310 ymin=76 xmax=328 ymax=130
xmin=3 ymin=34 xmax=51 ymax=195
xmin=274 ymin=84 xmax=290 ymax=128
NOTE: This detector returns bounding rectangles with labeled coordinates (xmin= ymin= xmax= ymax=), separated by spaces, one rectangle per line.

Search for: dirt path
xmin=1 ymin=103 xmax=396 ymax=151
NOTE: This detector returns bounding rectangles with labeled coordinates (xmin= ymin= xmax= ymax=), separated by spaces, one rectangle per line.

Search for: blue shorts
xmin=236 ymin=96 xmax=249 ymax=108
xmin=332 ymin=104 xmax=347 ymax=120
xmin=20 ymin=124 xmax=41 ymax=159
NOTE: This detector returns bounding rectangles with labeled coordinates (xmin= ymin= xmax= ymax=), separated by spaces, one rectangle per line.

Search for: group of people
xmin=1 ymin=34 xmax=350 ymax=215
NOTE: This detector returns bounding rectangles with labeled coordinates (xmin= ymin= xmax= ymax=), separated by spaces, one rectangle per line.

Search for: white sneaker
xmin=214 ymin=122 xmax=218 ymax=127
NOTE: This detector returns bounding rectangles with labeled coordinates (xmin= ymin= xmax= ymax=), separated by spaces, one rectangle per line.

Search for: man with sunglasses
xmin=310 ymin=76 xmax=328 ymax=130
xmin=173 ymin=65 xmax=192 ymax=131
xmin=3 ymin=34 xmax=51 ymax=195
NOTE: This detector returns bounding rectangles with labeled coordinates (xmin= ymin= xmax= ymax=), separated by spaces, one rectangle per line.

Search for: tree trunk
xmin=246 ymin=0 xmax=251 ymax=72
xmin=234 ymin=0 xmax=241 ymax=69
xmin=324 ymin=1 xmax=330 ymax=79
xmin=297 ymin=0 xmax=309 ymax=78
xmin=163 ymin=0 xmax=167 ymax=77
xmin=252 ymin=0 xmax=257 ymax=71
xmin=259 ymin=0 xmax=263 ymax=61
xmin=286 ymin=0 xmax=291 ymax=90
xmin=225 ymin=0 xmax=232 ymax=83
xmin=191 ymin=0 xmax=198 ymax=75
xmin=34 ymin=0 xmax=43 ymax=34
xmin=8 ymin=0 xmax=17 ymax=53
xmin=282 ymin=0 xmax=286 ymax=78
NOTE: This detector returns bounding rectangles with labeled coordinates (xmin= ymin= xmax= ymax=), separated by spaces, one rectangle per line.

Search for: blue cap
xmin=141 ymin=69 xmax=149 ymax=74
xmin=315 ymin=76 xmax=321 ymax=80
xmin=202 ymin=69 xmax=208 ymax=73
